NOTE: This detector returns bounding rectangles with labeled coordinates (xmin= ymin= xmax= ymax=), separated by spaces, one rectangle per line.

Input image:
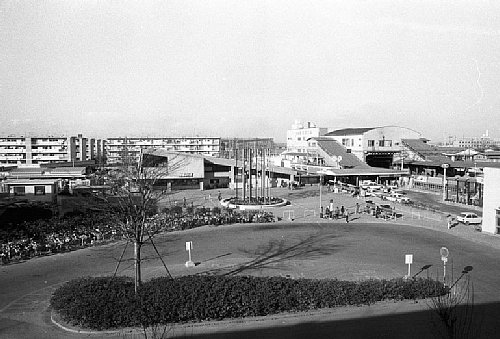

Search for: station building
xmin=324 ymin=126 xmax=422 ymax=168
xmin=142 ymin=149 xmax=304 ymax=191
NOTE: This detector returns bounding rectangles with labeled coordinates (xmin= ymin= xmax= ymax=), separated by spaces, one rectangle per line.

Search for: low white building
xmin=482 ymin=167 xmax=500 ymax=234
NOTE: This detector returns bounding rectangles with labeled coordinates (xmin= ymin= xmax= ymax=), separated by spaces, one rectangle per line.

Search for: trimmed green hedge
xmin=51 ymin=275 xmax=447 ymax=330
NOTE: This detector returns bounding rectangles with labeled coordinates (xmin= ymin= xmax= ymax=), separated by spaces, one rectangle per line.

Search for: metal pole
xmin=319 ymin=174 xmax=322 ymax=213
xmin=235 ymin=148 xmax=239 ymax=200
xmin=249 ymin=148 xmax=252 ymax=202
xmin=442 ymin=166 xmax=447 ymax=201
xmin=443 ymin=261 xmax=447 ymax=285
xmin=243 ymin=148 xmax=246 ymax=202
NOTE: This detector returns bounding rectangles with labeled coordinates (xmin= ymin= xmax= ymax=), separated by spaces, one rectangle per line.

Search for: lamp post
xmin=319 ymin=172 xmax=323 ymax=213
xmin=442 ymin=163 xmax=449 ymax=202
xmin=318 ymin=170 xmax=326 ymax=217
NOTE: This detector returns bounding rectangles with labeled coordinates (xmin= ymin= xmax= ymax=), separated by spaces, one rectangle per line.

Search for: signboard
xmin=405 ymin=254 xmax=413 ymax=264
xmin=185 ymin=241 xmax=193 ymax=251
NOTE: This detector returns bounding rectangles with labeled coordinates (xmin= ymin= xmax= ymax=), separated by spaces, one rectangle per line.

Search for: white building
xmin=445 ymin=130 xmax=500 ymax=149
xmin=324 ymin=126 xmax=422 ymax=168
xmin=482 ymin=166 xmax=500 ymax=234
xmin=105 ymin=137 xmax=220 ymax=165
xmin=0 ymin=134 xmax=100 ymax=166
xmin=286 ymin=120 xmax=329 ymax=154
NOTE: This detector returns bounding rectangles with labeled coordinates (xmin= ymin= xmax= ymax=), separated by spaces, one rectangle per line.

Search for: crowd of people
xmin=1 ymin=205 xmax=275 ymax=265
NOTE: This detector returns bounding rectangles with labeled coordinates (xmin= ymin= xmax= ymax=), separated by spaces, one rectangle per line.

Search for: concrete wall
xmin=482 ymin=167 xmax=500 ymax=234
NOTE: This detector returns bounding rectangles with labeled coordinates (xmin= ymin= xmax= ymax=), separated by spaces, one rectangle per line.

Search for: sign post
xmin=405 ymin=254 xmax=413 ymax=278
xmin=185 ymin=241 xmax=195 ymax=267
xmin=440 ymin=247 xmax=449 ymax=285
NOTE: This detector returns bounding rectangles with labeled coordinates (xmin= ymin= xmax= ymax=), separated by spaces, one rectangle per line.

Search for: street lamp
xmin=442 ymin=163 xmax=450 ymax=202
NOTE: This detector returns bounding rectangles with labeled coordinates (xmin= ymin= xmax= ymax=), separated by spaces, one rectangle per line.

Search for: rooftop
xmin=325 ymin=128 xmax=376 ymax=136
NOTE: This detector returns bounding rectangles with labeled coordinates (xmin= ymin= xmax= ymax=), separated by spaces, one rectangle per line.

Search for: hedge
xmin=50 ymin=275 xmax=447 ymax=330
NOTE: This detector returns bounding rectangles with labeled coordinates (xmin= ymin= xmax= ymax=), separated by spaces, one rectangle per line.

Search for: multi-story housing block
xmin=105 ymin=137 xmax=220 ymax=165
xmin=0 ymin=134 xmax=99 ymax=166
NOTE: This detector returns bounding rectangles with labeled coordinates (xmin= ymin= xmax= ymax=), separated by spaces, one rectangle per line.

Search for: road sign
xmin=405 ymin=254 xmax=413 ymax=264
xmin=440 ymin=247 xmax=449 ymax=285
xmin=405 ymin=254 xmax=413 ymax=278
xmin=185 ymin=241 xmax=194 ymax=267
xmin=440 ymin=247 xmax=449 ymax=262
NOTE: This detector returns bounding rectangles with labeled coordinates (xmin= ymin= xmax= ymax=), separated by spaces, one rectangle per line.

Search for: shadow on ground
xmin=198 ymin=232 xmax=341 ymax=276
xmin=164 ymin=302 xmax=500 ymax=339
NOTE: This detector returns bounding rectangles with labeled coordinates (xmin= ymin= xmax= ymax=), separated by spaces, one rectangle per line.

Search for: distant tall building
xmin=0 ymin=134 xmax=100 ymax=166
xmin=286 ymin=120 xmax=329 ymax=154
xmin=104 ymin=136 xmax=220 ymax=165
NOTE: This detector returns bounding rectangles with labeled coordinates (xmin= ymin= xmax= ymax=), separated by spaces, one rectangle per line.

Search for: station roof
xmin=2 ymin=179 xmax=59 ymax=185
xmin=318 ymin=167 xmax=405 ymax=177
xmin=315 ymin=138 xmax=370 ymax=168
xmin=325 ymin=128 xmax=376 ymax=136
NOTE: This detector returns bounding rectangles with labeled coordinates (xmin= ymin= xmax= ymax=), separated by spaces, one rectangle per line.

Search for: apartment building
xmin=0 ymin=134 xmax=100 ymax=166
xmin=105 ymin=137 xmax=220 ymax=165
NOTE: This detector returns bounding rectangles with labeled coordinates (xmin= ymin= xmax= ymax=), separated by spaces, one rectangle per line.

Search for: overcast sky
xmin=1 ymin=0 xmax=499 ymax=142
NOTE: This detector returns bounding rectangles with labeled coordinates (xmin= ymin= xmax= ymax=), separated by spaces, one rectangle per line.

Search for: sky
xmin=1 ymin=0 xmax=499 ymax=142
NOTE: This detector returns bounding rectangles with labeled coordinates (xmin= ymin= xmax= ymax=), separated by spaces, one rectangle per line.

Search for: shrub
xmin=51 ymin=275 xmax=447 ymax=330
xmin=50 ymin=276 xmax=140 ymax=330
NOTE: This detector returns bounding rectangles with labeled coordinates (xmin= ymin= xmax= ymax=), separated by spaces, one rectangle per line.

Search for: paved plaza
xmin=1 ymin=186 xmax=500 ymax=339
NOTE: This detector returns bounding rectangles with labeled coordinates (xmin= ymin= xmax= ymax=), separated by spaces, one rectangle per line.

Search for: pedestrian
xmin=447 ymin=214 xmax=453 ymax=229
xmin=355 ymin=202 xmax=360 ymax=214
xmin=345 ymin=211 xmax=349 ymax=223
xmin=334 ymin=206 xmax=340 ymax=219
xmin=218 ymin=191 xmax=222 ymax=201
xmin=340 ymin=205 xmax=345 ymax=217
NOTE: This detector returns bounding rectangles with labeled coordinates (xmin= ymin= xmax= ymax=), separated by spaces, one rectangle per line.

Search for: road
xmin=1 ymin=218 xmax=500 ymax=339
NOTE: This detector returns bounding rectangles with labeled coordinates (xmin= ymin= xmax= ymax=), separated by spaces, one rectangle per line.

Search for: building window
xmin=378 ymin=140 xmax=384 ymax=147
xmin=385 ymin=140 xmax=392 ymax=147
xmin=368 ymin=140 xmax=375 ymax=147
xmin=342 ymin=138 xmax=351 ymax=147
xmin=34 ymin=186 xmax=46 ymax=195
xmin=13 ymin=186 xmax=25 ymax=196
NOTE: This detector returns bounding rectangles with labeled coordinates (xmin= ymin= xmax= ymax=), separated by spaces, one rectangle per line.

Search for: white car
xmin=456 ymin=212 xmax=482 ymax=225
xmin=385 ymin=192 xmax=410 ymax=204
xmin=360 ymin=181 xmax=383 ymax=191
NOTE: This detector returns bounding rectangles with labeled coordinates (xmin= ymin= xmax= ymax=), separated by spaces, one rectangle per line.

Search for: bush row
xmin=50 ymin=275 xmax=447 ymax=330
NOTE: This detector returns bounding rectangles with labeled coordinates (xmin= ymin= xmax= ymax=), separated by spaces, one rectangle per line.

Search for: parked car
xmin=360 ymin=181 xmax=383 ymax=191
xmin=456 ymin=212 xmax=482 ymax=225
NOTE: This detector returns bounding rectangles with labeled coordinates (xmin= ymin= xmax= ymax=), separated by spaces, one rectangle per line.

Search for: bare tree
xmin=428 ymin=266 xmax=480 ymax=339
xmin=103 ymin=149 xmax=186 ymax=293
